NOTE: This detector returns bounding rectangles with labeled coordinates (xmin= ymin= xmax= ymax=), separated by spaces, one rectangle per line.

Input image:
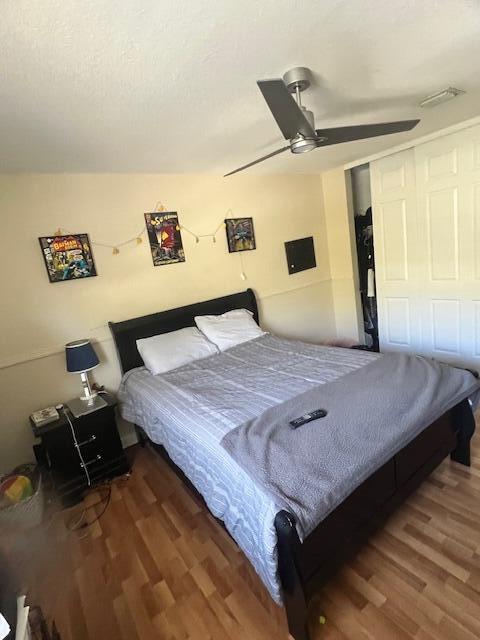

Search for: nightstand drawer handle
xmin=76 ymin=434 xmax=97 ymax=448
xmin=80 ymin=454 xmax=102 ymax=468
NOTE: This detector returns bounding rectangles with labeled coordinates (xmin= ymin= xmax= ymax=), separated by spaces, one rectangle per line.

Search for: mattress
xmin=118 ymin=334 xmax=378 ymax=602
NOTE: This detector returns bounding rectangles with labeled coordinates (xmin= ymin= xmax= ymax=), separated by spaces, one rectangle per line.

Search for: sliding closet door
xmin=414 ymin=125 xmax=480 ymax=368
xmin=371 ymin=123 xmax=480 ymax=369
xmin=370 ymin=149 xmax=422 ymax=353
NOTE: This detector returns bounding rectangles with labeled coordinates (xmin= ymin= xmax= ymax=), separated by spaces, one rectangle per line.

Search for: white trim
xmin=343 ymin=115 xmax=480 ymax=170
xmin=0 ymin=281 xmax=333 ymax=370
xmin=259 ymin=277 xmax=331 ymax=302
xmin=0 ymin=336 xmax=111 ymax=370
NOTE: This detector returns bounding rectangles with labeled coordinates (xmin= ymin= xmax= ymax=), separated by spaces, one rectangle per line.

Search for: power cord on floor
xmin=64 ymin=474 xmax=130 ymax=533
xmin=65 ymin=484 xmax=111 ymax=531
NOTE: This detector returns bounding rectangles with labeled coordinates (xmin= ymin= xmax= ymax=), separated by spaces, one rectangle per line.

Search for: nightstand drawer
xmin=77 ymin=449 xmax=104 ymax=472
xmin=74 ymin=431 xmax=99 ymax=449
xmin=31 ymin=393 xmax=130 ymax=506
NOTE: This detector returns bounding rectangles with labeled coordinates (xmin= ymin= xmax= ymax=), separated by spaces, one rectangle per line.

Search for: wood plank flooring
xmin=25 ymin=428 xmax=480 ymax=639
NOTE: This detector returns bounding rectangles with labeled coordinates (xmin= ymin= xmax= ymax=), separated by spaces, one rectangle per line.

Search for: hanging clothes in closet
xmin=354 ymin=206 xmax=379 ymax=350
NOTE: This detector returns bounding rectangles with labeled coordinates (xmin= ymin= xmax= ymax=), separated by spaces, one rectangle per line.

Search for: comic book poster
xmin=144 ymin=212 xmax=185 ymax=266
xmin=38 ymin=234 xmax=97 ymax=283
xmin=225 ymin=218 xmax=256 ymax=252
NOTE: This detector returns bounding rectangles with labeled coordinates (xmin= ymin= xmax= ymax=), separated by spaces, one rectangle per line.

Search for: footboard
xmin=275 ymin=398 xmax=475 ymax=640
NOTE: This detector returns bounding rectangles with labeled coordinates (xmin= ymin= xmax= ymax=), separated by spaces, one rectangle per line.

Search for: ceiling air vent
xmin=419 ymin=87 xmax=465 ymax=108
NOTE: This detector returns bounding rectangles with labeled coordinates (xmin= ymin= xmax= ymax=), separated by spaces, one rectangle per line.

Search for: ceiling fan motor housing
xmin=282 ymin=68 xmax=318 ymax=153
xmin=301 ymin=107 xmax=315 ymax=129
xmin=282 ymin=67 xmax=312 ymax=93
xmin=291 ymin=106 xmax=318 ymax=153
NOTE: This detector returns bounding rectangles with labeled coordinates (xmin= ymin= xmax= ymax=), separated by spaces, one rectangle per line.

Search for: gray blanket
xmin=221 ymin=353 xmax=479 ymax=537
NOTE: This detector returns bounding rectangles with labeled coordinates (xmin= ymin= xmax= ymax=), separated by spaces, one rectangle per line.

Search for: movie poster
xmin=225 ymin=217 xmax=256 ymax=252
xmin=144 ymin=211 xmax=185 ymax=266
xmin=39 ymin=234 xmax=97 ymax=283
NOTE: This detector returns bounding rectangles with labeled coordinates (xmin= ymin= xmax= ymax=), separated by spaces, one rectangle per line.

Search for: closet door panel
xmin=371 ymin=123 xmax=480 ymax=368
xmin=381 ymin=200 xmax=408 ymax=281
xmin=460 ymin=129 xmax=480 ymax=366
xmin=474 ymin=182 xmax=480 ymax=280
xmin=426 ymin=186 xmax=459 ymax=281
xmin=414 ymin=124 xmax=480 ymax=368
xmin=370 ymin=149 xmax=421 ymax=353
xmin=384 ymin=297 xmax=411 ymax=346
xmin=430 ymin=299 xmax=461 ymax=354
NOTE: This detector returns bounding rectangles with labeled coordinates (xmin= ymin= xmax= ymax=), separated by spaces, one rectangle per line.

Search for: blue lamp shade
xmin=65 ymin=339 xmax=99 ymax=373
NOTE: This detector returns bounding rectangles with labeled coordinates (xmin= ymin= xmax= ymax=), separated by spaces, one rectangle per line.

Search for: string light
xmin=153 ymin=201 xmax=166 ymax=213
xmin=53 ymin=204 xmax=231 ymax=256
xmin=52 ymin=201 xmax=166 ymax=255
xmin=180 ymin=220 xmax=225 ymax=245
xmin=53 ymin=224 xmax=147 ymax=255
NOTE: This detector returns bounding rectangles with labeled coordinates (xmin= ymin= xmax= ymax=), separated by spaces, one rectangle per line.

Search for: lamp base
xmin=67 ymin=395 xmax=108 ymax=418
xmin=80 ymin=389 xmax=98 ymax=401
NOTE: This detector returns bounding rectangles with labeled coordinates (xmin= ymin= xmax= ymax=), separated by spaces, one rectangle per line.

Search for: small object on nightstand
xmin=30 ymin=393 xmax=130 ymax=507
xmin=30 ymin=406 xmax=59 ymax=428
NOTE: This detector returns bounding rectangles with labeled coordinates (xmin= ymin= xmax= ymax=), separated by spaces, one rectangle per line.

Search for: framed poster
xmin=144 ymin=211 xmax=185 ymax=266
xmin=225 ymin=217 xmax=256 ymax=252
xmin=38 ymin=234 xmax=97 ymax=283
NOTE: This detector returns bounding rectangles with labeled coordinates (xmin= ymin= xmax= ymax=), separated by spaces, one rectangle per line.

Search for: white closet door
xmin=370 ymin=149 xmax=422 ymax=353
xmin=371 ymin=124 xmax=480 ymax=369
xmin=414 ymin=125 xmax=480 ymax=369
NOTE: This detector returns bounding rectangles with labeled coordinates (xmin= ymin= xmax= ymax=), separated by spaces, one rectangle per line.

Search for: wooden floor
xmin=27 ymin=429 xmax=480 ymax=640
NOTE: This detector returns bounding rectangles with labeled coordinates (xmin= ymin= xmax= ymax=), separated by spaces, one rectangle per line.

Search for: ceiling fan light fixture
xmin=290 ymin=135 xmax=318 ymax=154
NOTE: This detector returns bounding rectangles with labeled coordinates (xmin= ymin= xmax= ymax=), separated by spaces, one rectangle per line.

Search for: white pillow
xmin=194 ymin=308 xmax=265 ymax=352
xmin=136 ymin=327 xmax=218 ymax=375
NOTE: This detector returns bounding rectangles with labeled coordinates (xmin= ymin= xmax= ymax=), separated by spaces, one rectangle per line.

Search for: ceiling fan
xmin=224 ymin=67 xmax=420 ymax=177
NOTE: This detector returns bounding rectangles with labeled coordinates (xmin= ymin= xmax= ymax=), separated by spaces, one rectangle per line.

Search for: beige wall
xmin=321 ymin=167 xmax=362 ymax=342
xmin=0 ymin=173 xmax=335 ymax=470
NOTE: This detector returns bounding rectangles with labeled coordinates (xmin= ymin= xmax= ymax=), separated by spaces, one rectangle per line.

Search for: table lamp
xmin=65 ymin=339 xmax=107 ymax=417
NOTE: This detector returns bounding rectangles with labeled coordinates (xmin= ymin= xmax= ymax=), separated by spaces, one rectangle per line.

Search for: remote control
xmin=289 ymin=409 xmax=328 ymax=429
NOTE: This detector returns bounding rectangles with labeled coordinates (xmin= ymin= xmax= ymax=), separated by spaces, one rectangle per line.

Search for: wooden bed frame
xmin=109 ymin=288 xmax=476 ymax=640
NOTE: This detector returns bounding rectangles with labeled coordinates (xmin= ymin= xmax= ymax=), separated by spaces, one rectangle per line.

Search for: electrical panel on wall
xmin=284 ymin=236 xmax=316 ymax=275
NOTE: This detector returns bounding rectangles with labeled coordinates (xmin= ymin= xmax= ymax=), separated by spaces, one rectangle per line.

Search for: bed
xmin=109 ymin=288 xmax=477 ymax=640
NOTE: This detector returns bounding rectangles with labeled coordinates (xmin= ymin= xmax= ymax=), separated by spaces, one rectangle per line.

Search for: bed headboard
xmin=108 ymin=288 xmax=259 ymax=374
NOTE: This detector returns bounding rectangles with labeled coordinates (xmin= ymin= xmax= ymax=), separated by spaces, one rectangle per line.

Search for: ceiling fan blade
xmin=257 ymin=79 xmax=316 ymax=140
xmin=315 ymin=119 xmax=420 ymax=146
xmin=224 ymin=145 xmax=291 ymax=177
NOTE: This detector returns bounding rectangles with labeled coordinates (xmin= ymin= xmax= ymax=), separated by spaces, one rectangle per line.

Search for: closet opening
xmin=350 ymin=164 xmax=379 ymax=351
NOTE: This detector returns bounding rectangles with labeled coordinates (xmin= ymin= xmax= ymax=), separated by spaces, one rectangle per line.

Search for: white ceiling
xmin=1 ymin=0 xmax=480 ymax=174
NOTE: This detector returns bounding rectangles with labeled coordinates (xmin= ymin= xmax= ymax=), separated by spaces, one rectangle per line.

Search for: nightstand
xmin=31 ymin=394 xmax=130 ymax=507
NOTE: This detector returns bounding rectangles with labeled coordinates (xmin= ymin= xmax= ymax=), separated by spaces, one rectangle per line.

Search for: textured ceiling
xmin=1 ymin=0 xmax=480 ymax=174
